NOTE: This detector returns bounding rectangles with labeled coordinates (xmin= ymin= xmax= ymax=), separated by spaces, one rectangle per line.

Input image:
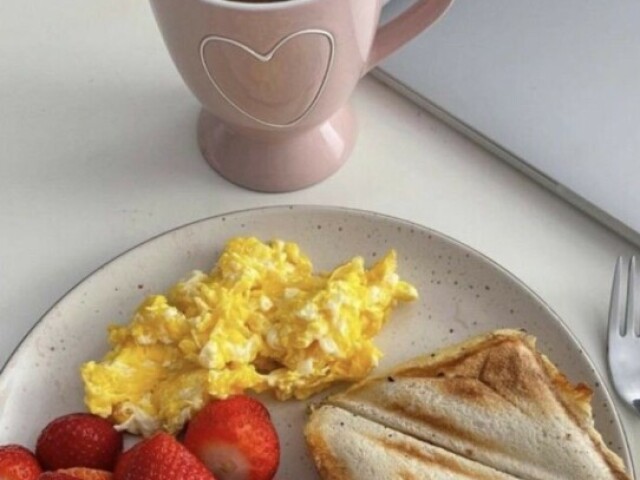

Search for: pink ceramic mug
xmin=150 ymin=0 xmax=453 ymax=192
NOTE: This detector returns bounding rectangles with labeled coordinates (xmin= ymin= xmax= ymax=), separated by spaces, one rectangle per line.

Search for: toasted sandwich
xmin=305 ymin=404 xmax=522 ymax=479
xmin=314 ymin=329 xmax=630 ymax=480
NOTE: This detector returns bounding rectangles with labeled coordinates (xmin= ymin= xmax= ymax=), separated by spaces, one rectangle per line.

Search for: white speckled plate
xmin=0 ymin=206 xmax=635 ymax=478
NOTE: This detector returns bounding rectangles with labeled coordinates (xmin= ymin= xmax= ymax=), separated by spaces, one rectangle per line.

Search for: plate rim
xmin=1 ymin=204 xmax=635 ymax=476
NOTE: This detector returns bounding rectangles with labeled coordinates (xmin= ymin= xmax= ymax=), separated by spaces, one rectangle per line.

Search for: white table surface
xmin=1 ymin=0 xmax=638 ymax=473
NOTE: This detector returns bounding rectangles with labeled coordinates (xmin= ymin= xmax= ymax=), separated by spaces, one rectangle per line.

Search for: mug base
xmin=197 ymin=105 xmax=357 ymax=193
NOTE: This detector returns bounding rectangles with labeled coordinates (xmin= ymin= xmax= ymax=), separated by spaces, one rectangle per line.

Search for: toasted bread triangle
xmin=305 ymin=405 xmax=522 ymax=479
xmin=325 ymin=329 xmax=630 ymax=480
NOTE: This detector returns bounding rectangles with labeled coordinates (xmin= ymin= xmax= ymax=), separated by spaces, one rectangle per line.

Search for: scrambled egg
xmin=82 ymin=237 xmax=417 ymax=435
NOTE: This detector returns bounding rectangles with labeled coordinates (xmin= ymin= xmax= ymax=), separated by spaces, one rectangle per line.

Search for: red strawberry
xmin=112 ymin=440 xmax=145 ymax=480
xmin=183 ymin=396 xmax=280 ymax=480
xmin=0 ymin=445 xmax=42 ymax=480
xmin=113 ymin=433 xmax=215 ymax=480
xmin=36 ymin=413 xmax=123 ymax=471
xmin=57 ymin=468 xmax=113 ymax=480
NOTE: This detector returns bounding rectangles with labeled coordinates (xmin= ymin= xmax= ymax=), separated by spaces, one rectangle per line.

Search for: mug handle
xmin=366 ymin=0 xmax=454 ymax=72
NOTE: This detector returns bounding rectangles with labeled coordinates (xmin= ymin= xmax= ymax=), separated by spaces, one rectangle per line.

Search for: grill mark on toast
xmin=356 ymin=397 xmax=503 ymax=453
xmin=368 ymin=433 xmax=504 ymax=480
xmin=392 ymin=337 xmax=511 ymax=380
xmin=475 ymin=344 xmax=536 ymax=414
xmin=398 ymin=470 xmax=419 ymax=480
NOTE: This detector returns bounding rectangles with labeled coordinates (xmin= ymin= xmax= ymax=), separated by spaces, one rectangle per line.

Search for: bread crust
xmin=305 ymin=426 xmax=352 ymax=480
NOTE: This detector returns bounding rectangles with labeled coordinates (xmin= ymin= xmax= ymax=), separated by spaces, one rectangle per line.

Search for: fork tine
xmin=609 ymin=256 xmax=625 ymax=339
xmin=631 ymin=256 xmax=640 ymax=337
xmin=624 ymin=256 xmax=637 ymax=337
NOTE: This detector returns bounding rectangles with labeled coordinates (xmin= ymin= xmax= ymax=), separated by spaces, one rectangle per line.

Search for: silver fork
xmin=608 ymin=256 xmax=640 ymax=415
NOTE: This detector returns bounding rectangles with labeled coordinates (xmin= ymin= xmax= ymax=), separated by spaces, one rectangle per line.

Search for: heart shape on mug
xmin=200 ymin=29 xmax=335 ymax=128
